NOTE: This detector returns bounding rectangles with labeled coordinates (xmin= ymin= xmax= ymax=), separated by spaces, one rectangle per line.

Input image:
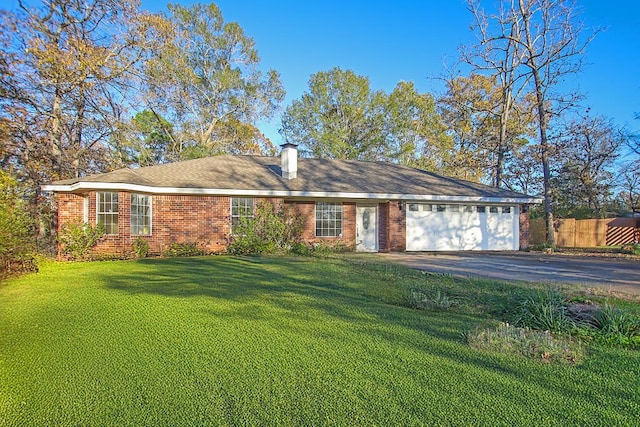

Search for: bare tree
xmin=618 ymin=161 xmax=640 ymax=216
xmin=5 ymin=0 xmax=158 ymax=179
xmin=508 ymin=0 xmax=599 ymax=245
xmin=461 ymin=0 xmax=534 ymax=188
xmin=552 ymin=115 xmax=624 ymax=217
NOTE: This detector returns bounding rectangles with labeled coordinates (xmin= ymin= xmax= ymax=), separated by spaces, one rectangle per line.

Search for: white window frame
xmin=83 ymin=195 xmax=89 ymax=223
xmin=315 ymin=202 xmax=343 ymax=237
xmin=97 ymin=192 xmax=119 ymax=235
xmin=130 ymin=193 xmax=152 ymax=236
xmin=231 ymin=197 xmax=254 ymax=233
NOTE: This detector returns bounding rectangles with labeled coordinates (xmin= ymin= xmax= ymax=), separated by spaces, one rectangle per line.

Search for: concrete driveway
xmin=380 ymin=252 xmax=640 ymax=296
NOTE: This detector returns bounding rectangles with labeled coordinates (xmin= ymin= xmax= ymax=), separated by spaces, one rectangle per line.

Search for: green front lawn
xmin=1 ymin=256 xmax=639 ymax=426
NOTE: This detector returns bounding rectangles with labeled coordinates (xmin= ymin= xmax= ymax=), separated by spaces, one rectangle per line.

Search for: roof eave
xmin=41 ymin=182 xmax=542 ymax=204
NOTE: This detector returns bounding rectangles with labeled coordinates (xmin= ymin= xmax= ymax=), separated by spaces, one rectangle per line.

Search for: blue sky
xmin=149 ymin=1 xmax=640 ymax=147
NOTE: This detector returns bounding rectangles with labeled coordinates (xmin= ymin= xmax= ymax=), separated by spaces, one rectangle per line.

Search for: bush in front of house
xmin=58 ymin=219 xmax=105 ymax=260
xmin=0 ymin=171 xmax=37 ymax=278
xmin=227 ymin=201 xmax=305 ymax=255
xmin=163 ymin=242 xmax=206 ymax=257
xmin=132 ymin=237 xmax=150 ymax=258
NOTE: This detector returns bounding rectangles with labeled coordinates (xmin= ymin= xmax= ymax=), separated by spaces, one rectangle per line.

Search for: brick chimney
xmin=280 ymin=143 xmax=298 ymax=179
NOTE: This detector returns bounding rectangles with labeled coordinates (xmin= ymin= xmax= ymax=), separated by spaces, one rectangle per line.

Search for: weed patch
xmin=466 ymin=323 xmax=585 ymax=365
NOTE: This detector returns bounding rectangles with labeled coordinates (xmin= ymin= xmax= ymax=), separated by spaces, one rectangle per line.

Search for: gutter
xmin=41 ymin=182 xmax=543 ymax=205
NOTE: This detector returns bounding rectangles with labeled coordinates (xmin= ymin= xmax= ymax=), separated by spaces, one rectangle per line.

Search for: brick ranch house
xmin=42 ymin=144 xmax=540 ymax=256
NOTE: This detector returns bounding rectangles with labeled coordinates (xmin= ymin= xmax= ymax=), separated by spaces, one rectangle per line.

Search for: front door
xmin=356 ymin=205 xmax=378 ymax=252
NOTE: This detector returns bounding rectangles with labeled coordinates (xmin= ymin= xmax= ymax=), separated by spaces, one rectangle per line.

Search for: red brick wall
xmin=388 ymin=200 xmax=406 ymax=252
xmin=286 ymin=200 xmax=356 ymax=249
xmin=378 ymin=202 xmax=390 ymax=252
xmin=519 ymin=207 xmax=530 ymax=249
xmin=57 ymin=193 xmax=85 ymax=231
xmin=56 ymin=193 xmax=365 ymax=256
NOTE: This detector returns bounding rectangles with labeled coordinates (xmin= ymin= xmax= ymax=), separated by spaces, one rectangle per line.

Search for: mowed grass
xmin=1 ymin=256 xmax=639 ymax=426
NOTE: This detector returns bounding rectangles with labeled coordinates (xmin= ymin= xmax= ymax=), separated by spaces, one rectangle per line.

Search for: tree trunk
xmin=495 ymin=94 xmax=512 ymax=188
xmin=532 ymin=73 xmax=555 ymax=246
xmin=51 ymin=86 xmax=63 ymax=179
xmin=73 ymin=91 xmax=85 ymax=178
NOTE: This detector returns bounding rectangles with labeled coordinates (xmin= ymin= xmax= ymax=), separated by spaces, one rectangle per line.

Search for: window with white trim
xmin=231 ymin=197 xmax=254 ymax=233
xmin=131 ymin=194 xmax=152 ymax=236
xmin=315 ymin=202 xmax=343 ymax=237
xmin=97 ymin=192 xmax=119 ymax=235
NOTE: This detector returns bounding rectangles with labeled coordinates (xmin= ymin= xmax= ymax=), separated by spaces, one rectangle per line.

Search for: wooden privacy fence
xmin=530 ymin=217 xmax=640 ymax=247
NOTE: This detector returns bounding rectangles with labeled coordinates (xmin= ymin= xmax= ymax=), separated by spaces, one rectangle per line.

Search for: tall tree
xmin=280 ymin=67 xmax=387 ymax=160
xmin=386 ymin=81 xmax=453 ymax=171
xmin=461 ymin=0 xmax=534 ymax=188
xmin=3 ymin=0 xmax=158 ymax=180
xmin=551 ymin=115 xmax=624 ymax=218
xmin=617 ymin=161 xmax=640 ymax=215
xmin=468 ymin=0 xmax=598 ymax=244
xmin=438 ymin=73 xmax=533 ymax=183
xmin=114 ymin=110 xmax=177 ymax=167
xmin=281 ymin=68 xmax=450 ymax=166
xmin=510 ymin=0 xmax=597 ymax=244
xmin=1 ymin=0 xmax=160 ymax=246
xmin=143 ymin=3 xmax=285 ymax=158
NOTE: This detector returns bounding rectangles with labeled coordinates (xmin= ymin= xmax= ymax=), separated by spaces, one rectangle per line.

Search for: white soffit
xmin=41 ymin=182 xmax=542 ymax=204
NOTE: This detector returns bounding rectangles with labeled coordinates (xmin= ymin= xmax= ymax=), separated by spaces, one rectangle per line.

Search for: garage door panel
xmin=406 ymin=205 xmax=519 ymax=251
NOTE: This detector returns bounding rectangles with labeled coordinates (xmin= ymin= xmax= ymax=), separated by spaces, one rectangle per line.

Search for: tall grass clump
xmin=403 ymin=285 xmax=457 ymax=310
xmin=514 ymin=288 xmax=576 ymax=333
xmin=594 ymin=304 xmax=640 ymax=348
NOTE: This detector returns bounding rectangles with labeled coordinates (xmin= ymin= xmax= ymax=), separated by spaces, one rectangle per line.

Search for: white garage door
xmin=406 ymin=203 xmax=519 ymax=251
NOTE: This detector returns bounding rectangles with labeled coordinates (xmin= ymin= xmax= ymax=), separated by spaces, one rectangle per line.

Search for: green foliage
xmin=227 ymin=202 xmax=304 ymax=255
xmin=281 ymin=67 xmax=450 ymax=167
xmin=290 ymin=242 xmax=312 ymax=256
xmin=58 ymin=220 xmax=105 ymax=260
xmin=132 ymin=237 xmax=150 ymax=258
xmin=120 ymin=110 xmax=177 ymax=166
xmin=593 ymin=304 xmax=640 ymax=348
xmin=0 ymin=171 xmax=36 ymax=277
xmin=144 ymin=3 xmax=285 ymax=156
xmin=514 ymin=289 xmax=577 ymax=333
xmin=162 ymin=242 xmax=206 ymax=257
xmin=466 ymin=323 xmax=585 ymax=365
xmin=527 ymin=242 xmax=556 ymax=253
xmin=512 ymin=288 xmax=640 ymax=350
xmin=620 ymin=243 xmax=640 ymax=255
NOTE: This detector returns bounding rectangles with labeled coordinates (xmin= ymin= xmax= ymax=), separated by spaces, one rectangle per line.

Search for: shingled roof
xmin=43 ymin=155 xmax=540 ymax=203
